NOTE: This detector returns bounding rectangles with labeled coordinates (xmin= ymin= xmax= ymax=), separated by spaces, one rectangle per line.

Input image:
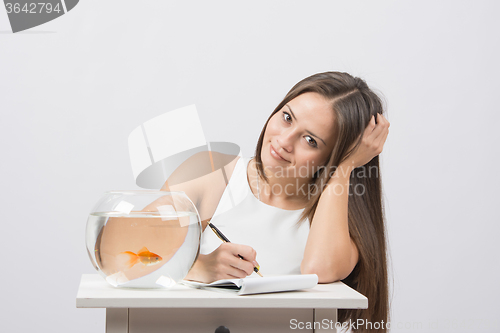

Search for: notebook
xmin=181 ymin=274 xmax=318 ymax=295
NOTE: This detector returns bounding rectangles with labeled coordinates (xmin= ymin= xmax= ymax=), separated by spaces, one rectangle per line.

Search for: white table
xmin=76 ymin=274 xmax=367 ymax=333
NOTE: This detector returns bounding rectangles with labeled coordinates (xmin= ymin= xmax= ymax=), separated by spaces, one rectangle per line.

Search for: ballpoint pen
xmin=206 ymin=220 xmax=263 ymax=277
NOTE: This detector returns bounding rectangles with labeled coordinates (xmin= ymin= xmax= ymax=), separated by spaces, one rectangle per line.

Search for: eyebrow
xmin=285 ymin=104 xmax=327 ymax=146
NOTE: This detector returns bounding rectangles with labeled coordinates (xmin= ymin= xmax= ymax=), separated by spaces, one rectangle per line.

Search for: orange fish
xmin=117 ymin=247 xmax=163 ymax=269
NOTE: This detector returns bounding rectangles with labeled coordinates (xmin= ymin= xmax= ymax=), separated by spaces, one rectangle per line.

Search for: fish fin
xmin=116 ymin=251 xmax=139 ymax=270
xmin=138 ymin=246 xmax=149 ymax=254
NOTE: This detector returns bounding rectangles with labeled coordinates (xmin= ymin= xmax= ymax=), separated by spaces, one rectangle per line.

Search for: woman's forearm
xmin=301 ymin=165 xmax=358 ymax=283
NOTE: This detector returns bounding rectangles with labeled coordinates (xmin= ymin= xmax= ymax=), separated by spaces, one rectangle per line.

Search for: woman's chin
xmin=260 ymin=155 xmax=288 ymax=174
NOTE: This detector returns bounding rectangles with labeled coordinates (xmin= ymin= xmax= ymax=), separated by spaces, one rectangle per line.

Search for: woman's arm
xmin=301 ymin=114 xmax=389 ymax=283
xmin=167 ymin=154 xmax=260 ymax=283
xmin=301 ymin=166 xmax=357 ymax=282
xmin=153 ymin=151 xmax=239 ymax=231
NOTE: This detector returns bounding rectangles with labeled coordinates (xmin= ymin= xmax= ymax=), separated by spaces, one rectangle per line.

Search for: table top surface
xmin=76 ymin=274 xmax=368 ymax=309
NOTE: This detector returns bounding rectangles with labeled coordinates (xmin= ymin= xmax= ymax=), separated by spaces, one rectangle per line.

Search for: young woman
xmin=166 ymin=71 xmax=390 ymax=330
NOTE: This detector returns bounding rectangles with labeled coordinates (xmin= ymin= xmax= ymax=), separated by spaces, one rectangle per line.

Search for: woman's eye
xmin=282 ymin=111 xmax=292 ymax=123
xmin=305 ymin=136 xmax=318 ymax=148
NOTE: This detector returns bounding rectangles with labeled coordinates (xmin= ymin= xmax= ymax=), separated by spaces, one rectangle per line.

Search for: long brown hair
xmin=254 ymin=72 xmax=389 ymax=332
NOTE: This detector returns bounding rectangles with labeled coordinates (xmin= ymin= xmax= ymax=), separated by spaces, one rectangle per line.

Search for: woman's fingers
xmin=373 ymin=115 xmax=390 ymax=149
xmin=228 ymin=256 xmax=255 ymax=276
xmin=226 ymin=265 xmax=252 ymax=279
xmin=227 ymin=243 xmax=258 ymax=264
xmin=365 ymin=114 xmax=384 ymax=140
xmin=373 ymin=128 xmax=389 ymax=154
xmin=363 ymin=115 xmax=377 ymax=137
xmin=218 ymin=243 xmax=258 ymax=276
xmin=365 ymin=114 xmax=389 ymax=146
xmin=229 ymin=243 xmax=258 ymax=276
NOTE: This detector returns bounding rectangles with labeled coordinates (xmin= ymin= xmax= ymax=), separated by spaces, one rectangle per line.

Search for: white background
xmin=1 ymin=1 xmax=499 ymax=332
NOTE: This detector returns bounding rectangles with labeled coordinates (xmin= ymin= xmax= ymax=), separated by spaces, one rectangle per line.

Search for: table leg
xmin=106 ymin=308 xmax=129 ymax=333
xmin=313 ymin=308 xmax=338 ymax=332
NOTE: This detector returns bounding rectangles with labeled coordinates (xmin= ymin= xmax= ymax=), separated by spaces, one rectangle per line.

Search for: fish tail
xmin=116 ymin=251 xmax=139 ymax=270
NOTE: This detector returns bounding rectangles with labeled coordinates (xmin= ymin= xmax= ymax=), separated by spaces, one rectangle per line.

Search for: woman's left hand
xmin=339 ymin=113 xmax=390 ymax=172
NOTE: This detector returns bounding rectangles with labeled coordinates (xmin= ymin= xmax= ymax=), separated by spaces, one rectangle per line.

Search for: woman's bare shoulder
xmin=167 ymin=151 xmax=240 ymax=209
xmin=181 ymin=152 xmax=240 ymax=224
xmin=166 ymin=152 xmax=239 ymax=184
xmin=195 ymin=151 xmax=241 ymax=193
xmin=213 ymin=151 xmax=241 ymax=179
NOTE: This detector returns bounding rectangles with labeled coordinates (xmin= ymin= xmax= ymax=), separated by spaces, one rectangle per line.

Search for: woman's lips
xmin=270 ymin=145 xmax=289 ymax=162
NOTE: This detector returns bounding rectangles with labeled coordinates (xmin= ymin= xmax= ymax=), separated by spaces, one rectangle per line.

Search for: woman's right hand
xmin=185 ymin=242 xmax=259 ymax=283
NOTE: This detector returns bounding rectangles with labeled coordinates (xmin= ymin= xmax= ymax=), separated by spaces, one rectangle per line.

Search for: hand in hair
xmin=340 ymin=113 xmax=390 ymax=172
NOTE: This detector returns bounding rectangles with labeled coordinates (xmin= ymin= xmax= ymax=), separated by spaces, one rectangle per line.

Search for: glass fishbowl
xmin=85 ymin=191 xmax=202 ymax=288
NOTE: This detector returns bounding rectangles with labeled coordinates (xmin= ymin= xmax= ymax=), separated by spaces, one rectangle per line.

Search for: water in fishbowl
xmin=86 ymin=211 xmax=201 ymax=288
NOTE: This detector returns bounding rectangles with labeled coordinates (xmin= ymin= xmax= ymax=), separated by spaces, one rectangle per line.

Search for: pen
xmin=206 ymin=220 xmax=263 ymax=277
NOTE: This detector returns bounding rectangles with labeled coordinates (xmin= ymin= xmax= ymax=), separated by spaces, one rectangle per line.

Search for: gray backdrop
xmin=1 ymin=1 xmax=499 ymax=332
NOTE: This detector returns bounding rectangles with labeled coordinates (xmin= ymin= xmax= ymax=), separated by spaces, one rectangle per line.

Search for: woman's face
xmin=261 ymin=92 xmax=337 ymax=179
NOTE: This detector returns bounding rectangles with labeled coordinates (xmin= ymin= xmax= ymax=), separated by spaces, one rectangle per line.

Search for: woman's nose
xmin=278 ymin=129 xmax=294 ymax=153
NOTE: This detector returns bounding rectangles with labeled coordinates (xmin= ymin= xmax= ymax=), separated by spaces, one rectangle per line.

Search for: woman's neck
xmin=249 ymin=158 xmax=310 ymax=209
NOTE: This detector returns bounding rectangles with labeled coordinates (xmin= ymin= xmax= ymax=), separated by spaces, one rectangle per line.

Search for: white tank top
xmin=200 ymin=157 xmax=310 ymax=276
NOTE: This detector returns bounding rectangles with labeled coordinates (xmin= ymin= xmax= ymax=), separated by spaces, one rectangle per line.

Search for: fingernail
xmin=252 ymin=260 xmax=259 ymax=267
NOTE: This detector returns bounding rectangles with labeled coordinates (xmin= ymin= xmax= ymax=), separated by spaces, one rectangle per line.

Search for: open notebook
xmin=181 ymin=274 xmax=318 ymax=295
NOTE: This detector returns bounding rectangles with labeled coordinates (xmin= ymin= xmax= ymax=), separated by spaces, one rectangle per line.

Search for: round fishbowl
xmin=85 ymin=191 xmax=202 ymax=288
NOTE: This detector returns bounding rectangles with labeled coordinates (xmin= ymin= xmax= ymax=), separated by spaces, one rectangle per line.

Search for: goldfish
xmin=116 ymin=247 xmax=163 ymax=269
